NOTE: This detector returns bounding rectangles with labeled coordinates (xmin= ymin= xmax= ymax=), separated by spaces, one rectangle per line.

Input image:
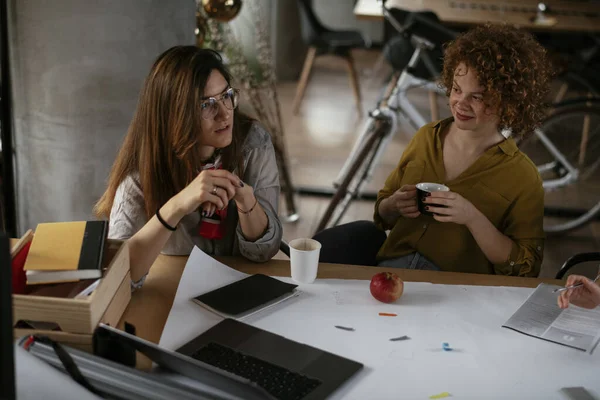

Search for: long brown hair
xmin=95 ymin=46 xmax=252 ymax=219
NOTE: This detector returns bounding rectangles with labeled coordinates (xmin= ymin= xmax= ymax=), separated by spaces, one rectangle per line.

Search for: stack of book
xmin=23 ymin=221 xmax=108 ymax=285
xmin=11 ymin=221 xmax=130 ymax=353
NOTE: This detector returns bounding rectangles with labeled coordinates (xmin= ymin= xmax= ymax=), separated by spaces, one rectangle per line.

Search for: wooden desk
xmin=118 ymin=253 xmax=562 ymax=368
xmin=354 ymin=0 xmax=600 ymax=33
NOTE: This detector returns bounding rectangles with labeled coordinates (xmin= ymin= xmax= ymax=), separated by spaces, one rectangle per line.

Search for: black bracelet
xmin=237 ymin=197 xmax=259 ymax=214
xmin=156 ymin=207 xmax=177 ymax=231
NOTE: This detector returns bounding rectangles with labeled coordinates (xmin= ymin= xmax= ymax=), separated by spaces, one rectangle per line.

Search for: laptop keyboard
xmin=191 ymin=342 xmax=322 ymax=400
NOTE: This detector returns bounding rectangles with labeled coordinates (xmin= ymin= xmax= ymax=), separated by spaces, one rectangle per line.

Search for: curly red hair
xmin=441 ymin=23 xmax=553 ymax=137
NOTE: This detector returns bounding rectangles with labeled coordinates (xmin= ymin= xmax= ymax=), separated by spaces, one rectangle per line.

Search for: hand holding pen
xmin=556 ymin=274 xmax=600 ymax=310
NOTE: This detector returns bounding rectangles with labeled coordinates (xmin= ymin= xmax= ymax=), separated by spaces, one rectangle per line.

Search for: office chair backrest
xmin=405 ymin=12 xmax=458 ymax=48
xmin=279 ymin=240 xmax=290 ymax=258
xmin=0 ymin=233 xmax=16 ymax=400
xmin=384 ymin=9 xmax=458 ymax=78
xmin=313 ymin=221 xmax=387 ymax=266
xmin=297 ymin=0 xmax=328 ymax=45
xmin=555 ymin=252 xmax=600 ymax=279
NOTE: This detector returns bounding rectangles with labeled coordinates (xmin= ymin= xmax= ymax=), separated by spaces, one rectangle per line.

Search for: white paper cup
xmin=289 ymin=238 xmax=321 ymax=284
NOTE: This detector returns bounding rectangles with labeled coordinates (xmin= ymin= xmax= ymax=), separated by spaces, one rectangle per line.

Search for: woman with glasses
xmin=95 ymin=46 xmax=282 ymax=287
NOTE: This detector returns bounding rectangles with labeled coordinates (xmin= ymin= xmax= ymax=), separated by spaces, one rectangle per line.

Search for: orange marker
xmin=379 ymin=312 xmax=397 ymax=317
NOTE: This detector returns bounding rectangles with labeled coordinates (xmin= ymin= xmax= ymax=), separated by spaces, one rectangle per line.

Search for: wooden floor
xmin=273 ymin=49 xmax=600 ymax=280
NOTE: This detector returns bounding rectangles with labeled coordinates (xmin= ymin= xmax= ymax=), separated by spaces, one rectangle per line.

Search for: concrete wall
xmin=7 ymin=0 xmax=374 ymax=231
xmin=8 ymin=0 xmax=195 ymax=233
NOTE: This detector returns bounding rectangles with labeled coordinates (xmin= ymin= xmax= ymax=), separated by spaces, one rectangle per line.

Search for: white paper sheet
xmin=503 ymin=283 xmax=600 ymax=352
xmin=159 ymin=247 xmax=247 ymax=351
xmin=160 ymin=248 xmax=600 ymax=400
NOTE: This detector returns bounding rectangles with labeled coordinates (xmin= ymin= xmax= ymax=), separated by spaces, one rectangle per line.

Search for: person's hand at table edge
xmin=557 ymin=274 xmax=600 ymax=309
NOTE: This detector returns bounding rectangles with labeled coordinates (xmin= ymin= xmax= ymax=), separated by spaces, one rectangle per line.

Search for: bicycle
xmin=315 ymin=3 xmax=600 ymax=235
xmin=518 ymin=97 xmax=600 ymax=234
xmin=314 ymin=6 xmax=454 ymax=233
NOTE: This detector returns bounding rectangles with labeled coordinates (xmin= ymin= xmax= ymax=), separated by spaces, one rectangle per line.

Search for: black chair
xmin=312 ymin=220 xmax=386 ymax=266
xmin=279 ymin=240 xmax=291 ymax=258
xmin=292 ymin=0 xmax=370 ymax=116
xmin=279 ymin=221 xmax=386 ymax=266
xmin=383 ymin=9 xmax=458 ymax=80
xmin=381 ymin=8 xmax=457 ymax=121
xmin=555 ymin=252 xmax=600 ymax=279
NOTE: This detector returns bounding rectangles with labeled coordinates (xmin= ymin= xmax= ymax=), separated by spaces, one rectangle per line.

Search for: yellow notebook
xmin=23 ymin=221 xmax=108 ymax=284
xmin=24 ymin=221 xmax=86 ymax=271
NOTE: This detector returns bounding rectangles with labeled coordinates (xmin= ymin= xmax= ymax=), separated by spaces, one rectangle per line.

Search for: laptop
xmin=176 ymin=318 xmax=363 ymax=400
xmin=96 ymin=323 xmax=274 ymax=400
xmin=98 ymin=318 xmax=362 ymax=400
xmin=1 ymin=233 xmax=16 ymax=400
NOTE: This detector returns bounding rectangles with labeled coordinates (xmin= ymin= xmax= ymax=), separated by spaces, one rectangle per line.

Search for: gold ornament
xmin=202 ymin=0 xmax=242 ymax=22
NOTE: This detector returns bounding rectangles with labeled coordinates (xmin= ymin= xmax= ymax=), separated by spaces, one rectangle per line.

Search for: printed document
xmin=503 ymin=283 xmax=600 ymax=352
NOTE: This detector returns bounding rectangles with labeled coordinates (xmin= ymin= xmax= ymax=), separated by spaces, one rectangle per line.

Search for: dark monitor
xmin=0 ymin=233 xmax=15 ymax=400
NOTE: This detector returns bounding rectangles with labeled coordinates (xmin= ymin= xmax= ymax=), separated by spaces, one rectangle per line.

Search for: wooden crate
xmin=13 ymin=270 xmax=132 ymax=353
xmin=12 ymin=239 xmax=130 ymax=334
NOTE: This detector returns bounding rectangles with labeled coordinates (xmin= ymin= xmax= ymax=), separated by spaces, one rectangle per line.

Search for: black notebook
xmin=192 ymin=274 xmax=298 ymax=319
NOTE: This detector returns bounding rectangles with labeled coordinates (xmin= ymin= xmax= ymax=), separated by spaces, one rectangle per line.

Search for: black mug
xmin=416 ymin=182 xmax=450 ymax=216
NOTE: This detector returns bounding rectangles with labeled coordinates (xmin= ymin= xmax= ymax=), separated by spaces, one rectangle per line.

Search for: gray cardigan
xmin=108 ymin=122 xmax=283 ymax=262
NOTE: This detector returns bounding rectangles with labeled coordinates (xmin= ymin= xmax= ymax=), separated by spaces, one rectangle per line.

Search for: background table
xmin=354 ymin=0 xmax=600 ymax=32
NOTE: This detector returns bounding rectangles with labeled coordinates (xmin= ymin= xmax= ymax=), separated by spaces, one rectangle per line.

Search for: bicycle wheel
xmin=314 ymin=121 xmax=387 ymax=234
xmin=549 ymin=70 xmax=600 ymax=104
xmin=519 ymin=100 xmax=600 ymax=234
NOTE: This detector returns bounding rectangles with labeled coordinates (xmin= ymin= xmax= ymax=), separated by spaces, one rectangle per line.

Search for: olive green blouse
xmin=374 ymin=118 xmax=545 ymax=277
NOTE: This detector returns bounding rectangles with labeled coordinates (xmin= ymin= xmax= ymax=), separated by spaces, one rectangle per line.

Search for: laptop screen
xmin=95 ymin=323 xmax=275 ymax=400
xmin=0 ymin=233 xmax=15 ymax=400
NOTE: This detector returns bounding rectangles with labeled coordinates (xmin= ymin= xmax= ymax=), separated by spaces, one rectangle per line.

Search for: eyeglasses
xmin=200 ymin=87 xmax=239 ymax=120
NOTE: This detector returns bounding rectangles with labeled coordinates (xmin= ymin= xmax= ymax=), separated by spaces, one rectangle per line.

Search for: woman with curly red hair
xmin=374 ymin=23 xmax=553 ymax=276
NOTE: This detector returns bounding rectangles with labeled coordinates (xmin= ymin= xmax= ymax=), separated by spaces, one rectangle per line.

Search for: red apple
xmin=370 ymin=272 xmax=404 ymax=303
